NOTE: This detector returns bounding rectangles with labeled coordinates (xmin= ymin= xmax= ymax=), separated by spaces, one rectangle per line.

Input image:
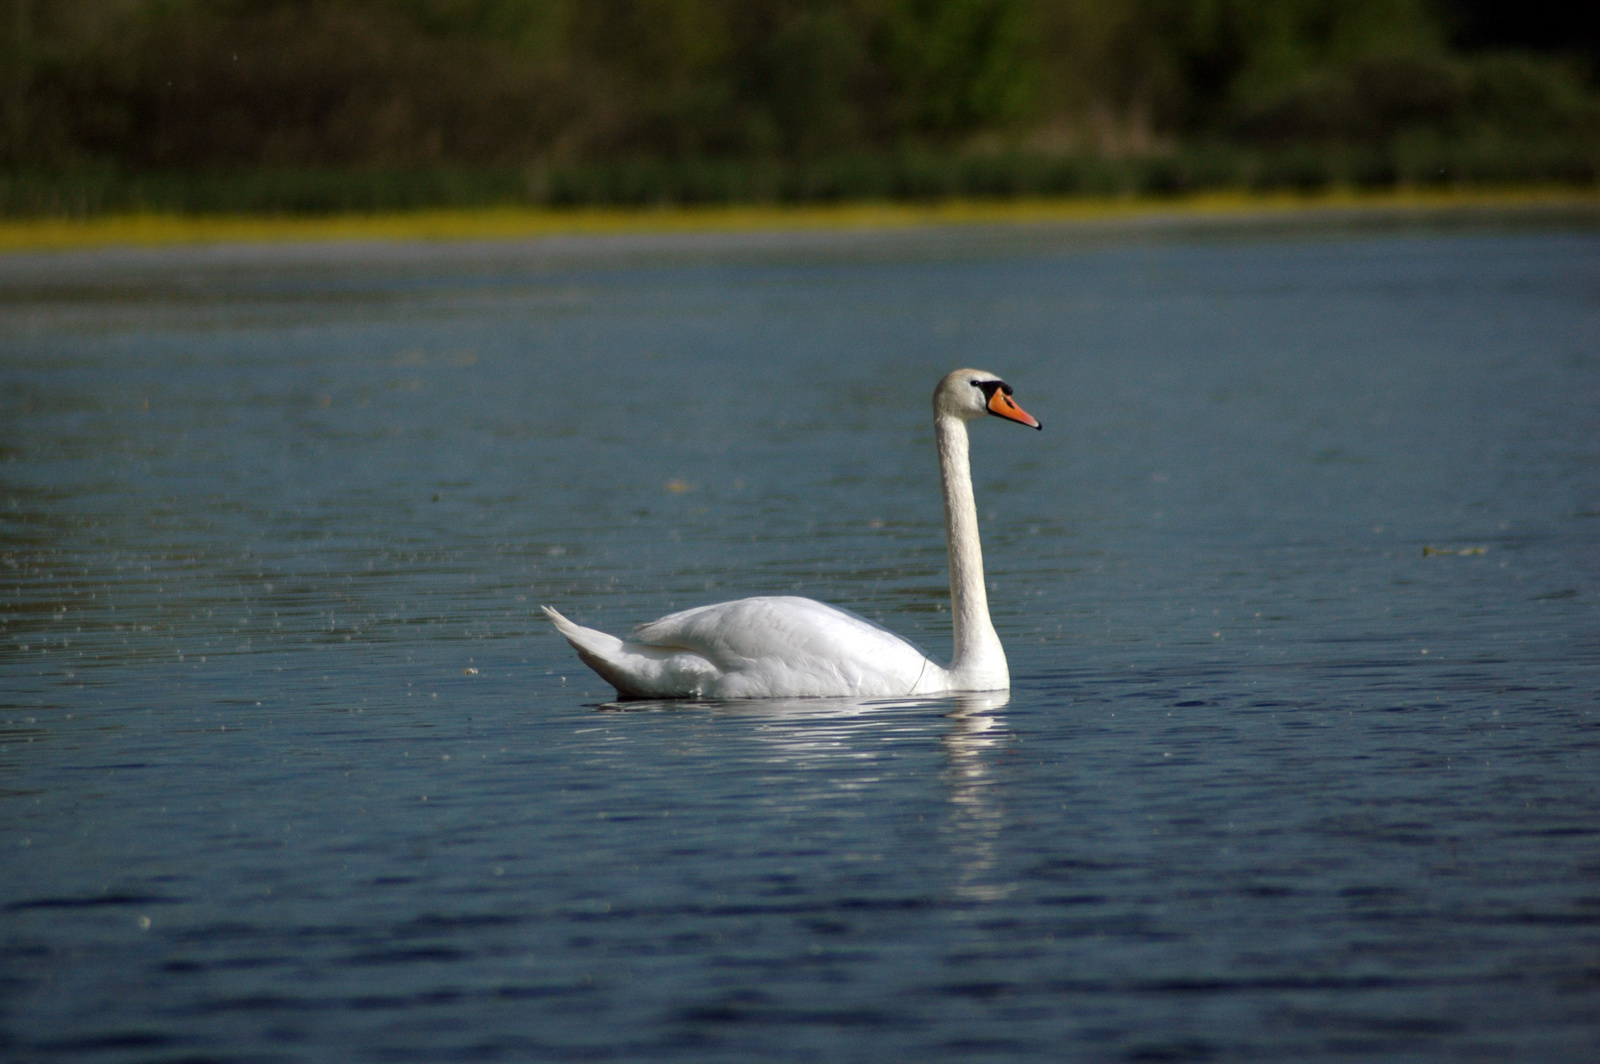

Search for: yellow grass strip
xmin=1 ymin=186 xmax=1595 ymax=253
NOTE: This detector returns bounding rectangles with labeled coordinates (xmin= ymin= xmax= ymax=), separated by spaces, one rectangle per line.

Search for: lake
xmin=2 ymin=211 xmax=1598 ymax=1062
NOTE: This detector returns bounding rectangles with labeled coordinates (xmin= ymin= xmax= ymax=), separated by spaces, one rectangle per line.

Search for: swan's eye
xmin=972 ymin=379 xmax=1011 ymax=399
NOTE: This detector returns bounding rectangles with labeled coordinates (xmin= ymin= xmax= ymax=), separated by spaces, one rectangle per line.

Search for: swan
xmin=543 ymin=368 xmax=1040 ymax=699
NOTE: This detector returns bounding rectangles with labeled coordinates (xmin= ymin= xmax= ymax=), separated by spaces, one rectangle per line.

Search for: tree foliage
xmin=0 ymin=0 xmax=1595 ymax=179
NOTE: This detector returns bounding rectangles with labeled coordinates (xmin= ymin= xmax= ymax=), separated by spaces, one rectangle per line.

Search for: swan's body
xmin=544 ymin=369 xmax=1040 ymax=699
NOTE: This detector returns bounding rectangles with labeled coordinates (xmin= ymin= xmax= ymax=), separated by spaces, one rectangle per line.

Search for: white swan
xmin=543 ymin=368 xmax=1040 ymax=699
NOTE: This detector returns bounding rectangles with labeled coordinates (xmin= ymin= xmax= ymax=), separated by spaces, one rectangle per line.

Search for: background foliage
xmin=2 ymin=0 xmax=1597 ymax=211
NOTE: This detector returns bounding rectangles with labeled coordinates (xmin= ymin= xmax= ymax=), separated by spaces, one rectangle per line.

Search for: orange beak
xmin=987 ymin=389 xmax=1041 ymax=429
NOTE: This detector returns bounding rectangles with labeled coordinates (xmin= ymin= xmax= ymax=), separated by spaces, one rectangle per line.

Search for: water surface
xmin=2 ymin=217 xmax=1598 ymax=1061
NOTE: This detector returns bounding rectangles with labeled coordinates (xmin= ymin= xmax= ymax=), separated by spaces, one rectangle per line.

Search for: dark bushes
xmin=1 ymin=0 xmax=1596 ymax=215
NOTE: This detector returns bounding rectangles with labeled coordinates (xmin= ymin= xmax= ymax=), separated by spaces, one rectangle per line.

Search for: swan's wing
xmin=631 ymin=596 xmax=926 ymax=661
xmin=630 ymin=596 xmax=936 ymax=698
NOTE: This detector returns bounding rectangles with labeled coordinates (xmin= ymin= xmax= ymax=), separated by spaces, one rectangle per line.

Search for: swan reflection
xmin=594 ymin=692 xmax=1016 ymax=900
xmin=940 ymin=692 xmax=1015 ymax=901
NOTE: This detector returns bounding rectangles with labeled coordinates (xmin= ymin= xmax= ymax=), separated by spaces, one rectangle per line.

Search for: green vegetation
xmin=2 ymin=0 xmax=1597 ymax=215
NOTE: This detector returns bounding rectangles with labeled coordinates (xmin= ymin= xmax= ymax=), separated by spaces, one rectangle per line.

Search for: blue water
xmin=3 ymin=216 xmax=1598 ymax=1061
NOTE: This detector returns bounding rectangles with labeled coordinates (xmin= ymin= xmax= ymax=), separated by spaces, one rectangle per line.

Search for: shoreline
xmin=1 ymin=186 xmax=1596 ymax=253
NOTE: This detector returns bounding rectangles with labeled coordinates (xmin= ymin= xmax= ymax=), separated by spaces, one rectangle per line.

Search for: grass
xmin=0 ymin=185 xmax=1596 ymax=253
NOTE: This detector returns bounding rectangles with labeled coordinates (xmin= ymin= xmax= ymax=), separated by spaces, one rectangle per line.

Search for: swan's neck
xmin=936 ymin=414 xmax=1007 ymax=689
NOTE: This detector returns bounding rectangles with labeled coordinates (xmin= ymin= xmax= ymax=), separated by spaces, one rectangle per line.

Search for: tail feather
xmin=541 ymin=605 xmax=714 ymax=699
xmin=541 ymin=605 xmax=624 ymax=660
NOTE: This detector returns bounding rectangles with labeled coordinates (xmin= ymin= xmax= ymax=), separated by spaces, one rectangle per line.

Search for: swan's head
xmin=935 ymin=369 xmax=1041 ymax=430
